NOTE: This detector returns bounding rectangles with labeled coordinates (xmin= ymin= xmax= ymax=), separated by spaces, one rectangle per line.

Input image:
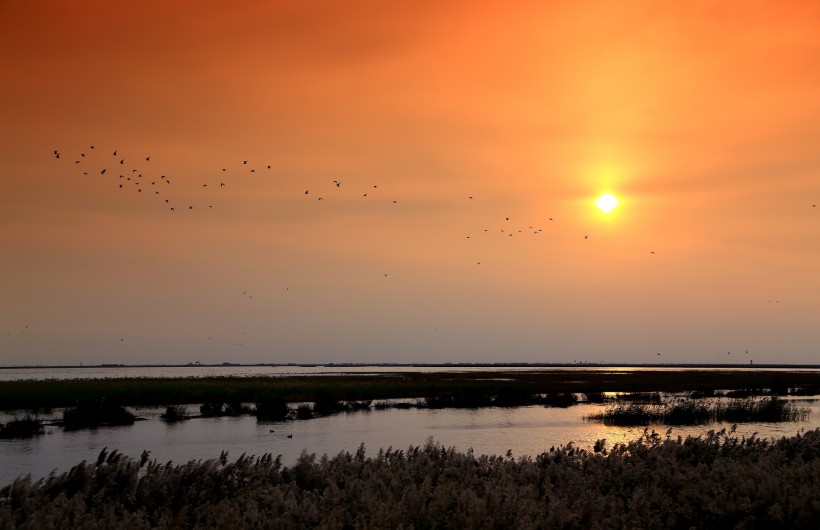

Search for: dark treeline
xmin=3 ymin=429 xmax=820 ymax=528
xmin=2 ymin=370 xmax=820 ymax=410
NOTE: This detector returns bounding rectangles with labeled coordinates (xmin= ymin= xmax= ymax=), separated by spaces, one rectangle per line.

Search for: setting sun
xmin=595 ymin=193 xmax=619 ymax=213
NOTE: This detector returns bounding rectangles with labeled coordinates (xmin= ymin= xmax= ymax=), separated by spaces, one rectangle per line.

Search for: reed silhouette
xmin=3 ymin=430 xmax=820 ymax=528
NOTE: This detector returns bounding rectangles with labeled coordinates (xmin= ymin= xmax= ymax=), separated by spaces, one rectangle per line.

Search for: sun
xmin=595 ymin=193 xmax=619 ymax=213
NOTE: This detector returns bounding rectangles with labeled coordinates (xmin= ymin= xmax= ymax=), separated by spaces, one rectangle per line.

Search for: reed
xmin=587 ymin=397 xmax=810 ymax=426
xmin=2 ymin=370 xmax=819 ymax=411
xmin=160 ymin=405 xmax=189 ymax=423
xmin=3 ymin=429 xmax=820 ymax=528
xmin=62 ymin=400 xmax=137 ymax=430
xmin=0 ymin=415 xmax=44 ymax=439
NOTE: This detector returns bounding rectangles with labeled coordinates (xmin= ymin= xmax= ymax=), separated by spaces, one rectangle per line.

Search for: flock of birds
xmin=31 ymin=144 xmax=816 ymax=361
xmin=50 ymin=144 xmax=623 ymax=248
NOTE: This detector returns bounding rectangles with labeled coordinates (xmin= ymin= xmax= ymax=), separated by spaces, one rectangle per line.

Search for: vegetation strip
xmin=2 ymin=370 xmax=820 ymax=410
xmin=586 ymin=397 xmax=811 ymax=426
xmin=3 ymin=429 xmax=820 ymax=528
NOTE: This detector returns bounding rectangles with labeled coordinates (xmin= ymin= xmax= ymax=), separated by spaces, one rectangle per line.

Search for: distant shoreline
xmin=3 ymin=362 xmax=820 ymax=369
xmin=2 ymin=368 xmax=820 ymax=410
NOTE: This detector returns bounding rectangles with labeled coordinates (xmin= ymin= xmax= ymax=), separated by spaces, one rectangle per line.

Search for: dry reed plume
xmin=2 ymin=429 xmax=820 ymax=528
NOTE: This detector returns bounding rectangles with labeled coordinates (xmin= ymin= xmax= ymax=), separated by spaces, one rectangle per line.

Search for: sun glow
xmin=595 ymin=193 xmax=619 ymax=213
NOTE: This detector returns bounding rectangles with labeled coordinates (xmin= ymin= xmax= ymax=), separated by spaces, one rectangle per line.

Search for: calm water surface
xmin=2 ymin=398 xmax=819 ymax=487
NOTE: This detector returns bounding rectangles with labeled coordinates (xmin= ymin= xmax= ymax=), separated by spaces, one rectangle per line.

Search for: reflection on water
xmin=2 ymin=399 xmax=819 ymax=486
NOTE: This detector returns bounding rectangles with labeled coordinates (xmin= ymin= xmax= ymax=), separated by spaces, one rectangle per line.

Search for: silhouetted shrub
xmin=0 ymin=415 xmax=44 ymax=439
xmin=62 ymin=401 xmax=136 ymax=430
xmin=313 ymin=389 xmax=344 ymax=415
xmin=296 ymin=404 xmax=313 ymax=420
xmin=255 ymin=397 xmax=290 ymax=422
xmin=584 ymin=391 xmax=606 ymax=403
xmin=160 ymin=405 xmax=189 ymax=423
xmin=544 ymin=392 xmax=577 ymax=408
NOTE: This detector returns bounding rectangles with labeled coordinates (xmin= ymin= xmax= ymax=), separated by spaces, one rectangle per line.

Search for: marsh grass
xmin=199 ymin=402 xmax=253 ymax=418
xmin=614 ymin=392 xmax=662 ymax=403
xmin=3 ymin=430 xmax=820 ymax=528
xmin=159 ymin=405 xmax=189 ymax=423
xmin=4 ymin=370 xmax=820 ymax=410
xmin=61 ymin=401 xmax=137 ymax=430
xmin=588 ymin=397 xmax=810 ymax=426
xmin=0 ymin=415 xmax=44 ymax=439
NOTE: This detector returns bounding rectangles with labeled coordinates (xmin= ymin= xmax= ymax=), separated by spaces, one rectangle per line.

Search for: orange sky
xmin=2 ymin=0 xmax=820 ymax=365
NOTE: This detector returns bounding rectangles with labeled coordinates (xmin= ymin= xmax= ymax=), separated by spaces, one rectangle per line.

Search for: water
xmin=2 ymin=398 xmax=819 ymax=487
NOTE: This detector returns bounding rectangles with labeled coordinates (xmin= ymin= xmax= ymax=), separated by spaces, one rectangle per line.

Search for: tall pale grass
xmin=3 ymin=429 xmax=820 ymax=528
